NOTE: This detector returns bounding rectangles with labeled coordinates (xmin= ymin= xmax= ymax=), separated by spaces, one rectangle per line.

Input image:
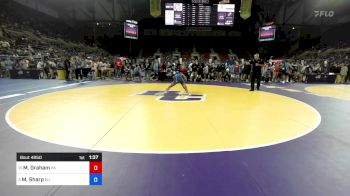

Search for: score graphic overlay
xmin=16 ymin=153 xmax=102 ymax=186
xmin=165 ymin=0 xmax=235 ymax=26
xmin=259 ymin=25 xmax=276 ymax=42
xmin=124 ymin=20 xmax=138 ymax=40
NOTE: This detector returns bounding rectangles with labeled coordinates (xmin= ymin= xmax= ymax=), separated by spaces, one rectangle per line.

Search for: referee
xmin=250 ymin=53 xmax=265 ymax=91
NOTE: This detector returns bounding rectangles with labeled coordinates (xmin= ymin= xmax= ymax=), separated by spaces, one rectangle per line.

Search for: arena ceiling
xmin=13 ymin=0 xmax=146 ymax=22
xmin=12 ymin=0 xmax=350 ymax=26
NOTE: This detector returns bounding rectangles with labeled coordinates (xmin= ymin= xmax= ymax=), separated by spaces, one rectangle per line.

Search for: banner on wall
xmin=150 ymin=0 xmax=161 ymax=18
xmin=240 ymin=0 xmax=252 ymax=20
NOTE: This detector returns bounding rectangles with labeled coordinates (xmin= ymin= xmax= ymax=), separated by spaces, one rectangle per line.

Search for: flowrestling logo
xmin=135 ymin=91 xmax=206 ymax=102
xmin=314 ymin=10 xmax=334 ymax=18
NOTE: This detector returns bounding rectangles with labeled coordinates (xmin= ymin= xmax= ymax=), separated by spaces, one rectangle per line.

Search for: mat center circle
xmin=7 ymin=84 xmax=321 ymax=153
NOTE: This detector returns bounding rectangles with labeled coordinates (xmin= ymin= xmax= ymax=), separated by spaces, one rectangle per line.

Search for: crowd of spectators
xmin=109 ymin=47 xmax=349 ymax=84
xmin=78 ymin=51 xmax=349 ymax=85
xmin=1 ymin=42 xmax=349 ymax=85
xmin=0 ymin=11 xmax=113 ymax=79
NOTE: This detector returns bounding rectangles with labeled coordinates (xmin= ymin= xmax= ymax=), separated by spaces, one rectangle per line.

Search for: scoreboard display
xmin=16 ymin=153 xmax=102 ymax=186
xmin=259 ymin=25 xmax=276 ymax=42
xmin=124 ymin=20 xmax=138 ymax=40
xmin=165 ymin=0 xmax=235 ymax=26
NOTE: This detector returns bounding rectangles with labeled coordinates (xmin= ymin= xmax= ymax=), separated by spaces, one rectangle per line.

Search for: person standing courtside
xmin=250 ymin=53 xmax=265 ymax=91
xmin=64 ymin=58 xmax=71 ymax=81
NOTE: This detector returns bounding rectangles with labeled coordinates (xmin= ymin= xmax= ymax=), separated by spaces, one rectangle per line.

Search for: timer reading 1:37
xmin=89 ymin=155 xmax=99 ymax=160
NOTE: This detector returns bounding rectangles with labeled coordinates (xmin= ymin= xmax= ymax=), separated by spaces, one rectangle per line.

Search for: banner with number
xmin=150 ymin=0 xmax=161 ymax=18
xmin=240 ymin=0 xmax=252 ymax=20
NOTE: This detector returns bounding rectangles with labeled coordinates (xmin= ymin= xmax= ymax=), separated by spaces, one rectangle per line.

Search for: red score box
xmin=89 ymin=161 xmax=102 ymax=173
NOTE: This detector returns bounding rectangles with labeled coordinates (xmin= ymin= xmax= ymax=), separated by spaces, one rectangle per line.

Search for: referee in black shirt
xmin=250 ymin=53 xmax=265 ymax=91
xmin=64 ymin=58 xmax=71 ymax=81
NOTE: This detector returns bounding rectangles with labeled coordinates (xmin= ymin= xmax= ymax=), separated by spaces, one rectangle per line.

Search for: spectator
xmin=223 ymin=65 xmax=231 ymax=82
xmin=20 ymin=59 xmax=29 ymax=69
xmin=64 ymin=58 xmax=71 ymax=80
xmin=209 ymin=63 xmax=215 ymax=81
xmin=281 ymin=62 xmax=291 ymax=83
xmin=339 ymin=64 xmax=348 ymax=84
xmin=158 ymin=62 xmax=165 ymax=81
xmin=198 ymin=63 xmax=204 ymax=82
xmin=272 ymin=63 xmax=280 ymax=82
xmin=191 ymin=60 xmax=198 ymax=82
xmin=152 ymin=59 xmax=159 ymax=78
xmin=91 ymin=60 xmax=97 ymax=80
xmin=114 ymin=58 xmax=122 ymax=79
xmin=203 ymin=63 xmax=209 ymax=82
xmin=0 ymin=40 xmax=10 ymax=48
xmin=241 ymin=62 xmax=251 ymax=82
xmin=4 ymin=57 xmax=13 ymax=70
xmin=43 ymin=61 xmax=50 ymax=78
xmin=345 ymin=63 xmax=350 ymax=83
xmin=81 ymin=59 xmax=90 ymax=79
xmin=232 ymin=63 xmax=240 ymax=82
xmin=75 ymin=60 xmax=83 ymax=80
xmin=0 ymin=58 xmax=5 ymax=77
xmin=49 ymin=61 xmax=56 ymax=79
xmin=334 ymin=64 xmax=342 ymax=84
xmin=262 ymin=64 xmax=272 ymax=83
xmin=134 ymin=64 xmax=142 ymax=82
xmin=37 ymin=60 xmax=44 ymax=69
xmin=124 ymin=64 xmax=132 ymax=81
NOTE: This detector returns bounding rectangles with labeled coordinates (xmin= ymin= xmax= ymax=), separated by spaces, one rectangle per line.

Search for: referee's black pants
xmin=65 ymin=69 xmax=70 ymax=80
xmin=250 ymin=71 xmax=261 ymax=90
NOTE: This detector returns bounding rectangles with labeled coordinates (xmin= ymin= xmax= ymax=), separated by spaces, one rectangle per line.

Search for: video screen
xmin=259 ymin=25 xmax=276 ymax=42
xmin=124 ymin=20 xmax=138 ymax=40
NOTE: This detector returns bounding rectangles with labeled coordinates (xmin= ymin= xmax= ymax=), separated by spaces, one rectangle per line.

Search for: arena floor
xmin=1 ymin=78 xmax=350 ymax=196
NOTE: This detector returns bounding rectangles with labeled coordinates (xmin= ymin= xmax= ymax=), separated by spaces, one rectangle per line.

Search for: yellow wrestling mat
xmin=6 ymin=84 xmax=321 ymax=153
xmin=305 ymin=85 xmax=350 ymax=101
